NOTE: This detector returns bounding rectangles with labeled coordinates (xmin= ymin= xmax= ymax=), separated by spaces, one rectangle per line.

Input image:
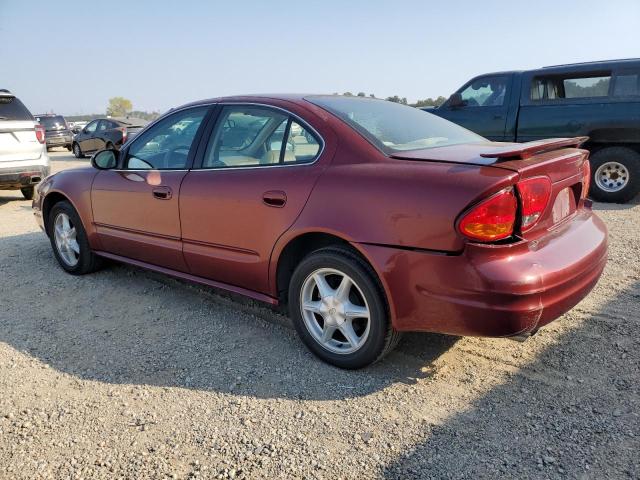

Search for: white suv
xmin=0 ymin=89 xmax=50 ymax=199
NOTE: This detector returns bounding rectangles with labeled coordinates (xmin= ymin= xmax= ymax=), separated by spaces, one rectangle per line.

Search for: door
xmin=91 ymin=106 xmax=210 ymax=271
xmin=437 ymin=74 xmax=511 ymax=141
xmin=180 ymin=104 xmax=327 ymax=294
xmin=95 ymin=119 xmax=114 ymax=150
xmin=78 ymin=120 xmax=99 ymax=152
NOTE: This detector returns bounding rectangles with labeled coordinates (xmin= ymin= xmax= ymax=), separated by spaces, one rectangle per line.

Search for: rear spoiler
xmin=479 ymin=137 xmax=589 ymax=160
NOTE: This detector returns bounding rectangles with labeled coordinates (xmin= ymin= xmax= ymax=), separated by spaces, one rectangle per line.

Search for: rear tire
xmin=288 ymin=246 xmax=400 ymax=369
xmin=72 ymin=142 xmax=85 ymax=159
xmin=48 ymin=201 xmax=103 ymax=275
xmin=20 ymin=186 xmax=34 ymax=200
xmin=589 ymin=147 xmax=640 ymax=203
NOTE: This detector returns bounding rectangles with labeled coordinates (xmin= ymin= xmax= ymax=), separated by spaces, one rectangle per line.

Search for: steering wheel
xmin=163 ymin=145 xmax=190 ymax=169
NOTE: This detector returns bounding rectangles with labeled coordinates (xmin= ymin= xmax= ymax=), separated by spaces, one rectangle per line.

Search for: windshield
xmin=35 ymin=115 xmax=67 ymax=131
xmin=306 ymin=96 xmax=486 ymax=154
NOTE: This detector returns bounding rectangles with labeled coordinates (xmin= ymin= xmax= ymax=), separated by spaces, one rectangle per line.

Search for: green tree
xmin=412 ymin=95 xmax=447 ymax=108
xmin=385 ymin=95 xmax=408 ymax=104
xmin=106 ymin=97 xmax=133 ymax=117
xmin=357 ymin=92 xmax=366 ymax=97
xmin=343 ymin=91 xmax=354 ymax=96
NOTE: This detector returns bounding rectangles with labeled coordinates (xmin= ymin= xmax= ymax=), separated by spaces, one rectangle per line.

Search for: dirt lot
xmin=0 ymin=150 xmax=638 ymax=479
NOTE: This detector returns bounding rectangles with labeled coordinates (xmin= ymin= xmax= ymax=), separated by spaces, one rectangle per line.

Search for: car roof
xmin=477 ymin=58 xmax=640 ymax=79
xmin=34 ymin=113 xmax=64 ymax=117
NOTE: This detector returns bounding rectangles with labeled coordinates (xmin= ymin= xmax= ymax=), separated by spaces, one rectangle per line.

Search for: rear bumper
xmin=45 ymin=134 xmax=72 ymax=147
xmin=0 ymin=165 xmax=50 ymax=190
xmin=359 ymin=209 xmax=608 ymax=337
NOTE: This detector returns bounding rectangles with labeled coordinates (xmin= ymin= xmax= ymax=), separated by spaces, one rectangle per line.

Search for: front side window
xmin=84 ymin=121 xmax=98 ymax=133
xmin=459 ymin=76 xmax=509 ymax=107
xmin=202 ymin=106 xmax=321 ymax=168
xmin=307 ymin=95 xmax=485 ymax=154
xmin=125 ymin=107 xmax=207 ymax=170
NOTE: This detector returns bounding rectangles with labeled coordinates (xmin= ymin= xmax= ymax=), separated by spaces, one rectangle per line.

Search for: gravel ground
xmin=0 ymin=150 xmax=638 ymax=479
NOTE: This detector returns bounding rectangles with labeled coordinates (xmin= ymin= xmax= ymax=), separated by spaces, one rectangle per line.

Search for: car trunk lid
xmin=391 ymin=137 xmax=590 ymax=239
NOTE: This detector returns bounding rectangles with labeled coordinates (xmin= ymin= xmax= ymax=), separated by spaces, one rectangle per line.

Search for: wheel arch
xmin=42 ymin=191 xmax=73 ymax=236
xmin=270 ymin=229 xmax=396 ymax=324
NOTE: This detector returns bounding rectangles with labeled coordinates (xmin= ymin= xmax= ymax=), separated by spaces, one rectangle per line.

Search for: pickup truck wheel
xmin=288 ymin=247 xmax=400 ymax=369
xmin=72 ymin=142 xmax=85 ymax=159
xmin=20 ymin=187 xmax=34 ymax=200
xmin=48 ymin=201 xmax=103 ymax=275
xmin=590 ymin=147 xmax=640 ymax=203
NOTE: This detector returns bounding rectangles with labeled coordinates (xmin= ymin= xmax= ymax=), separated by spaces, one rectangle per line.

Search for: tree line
xmin=335 ymin=92 xmax=447 ymax=107
xmin=67 ymin=92 xmax=448 ymax=123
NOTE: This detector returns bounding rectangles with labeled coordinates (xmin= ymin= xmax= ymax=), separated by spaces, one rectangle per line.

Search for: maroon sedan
xmin=33 ymin=95 xmax=607 ymax=368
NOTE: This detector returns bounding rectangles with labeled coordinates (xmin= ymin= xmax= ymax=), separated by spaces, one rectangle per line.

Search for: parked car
xmin=33 ymin=95 xmax=607 ymax=368
xmin=34 ymin=114 xmax=73 ymax=151
xmin=427 ymin=59 xmax=640 ymax=203
xmin=72 ymin=117 xmax=147 ymax=158
xmin=0 ymin=89 xmax=49 ymax=199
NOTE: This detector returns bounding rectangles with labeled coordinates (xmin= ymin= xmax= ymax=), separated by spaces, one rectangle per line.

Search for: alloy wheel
xmin=53 ymin=212 xmax=80 ymax=266
xmin=299 ymin=268 xmax=371 ymax=354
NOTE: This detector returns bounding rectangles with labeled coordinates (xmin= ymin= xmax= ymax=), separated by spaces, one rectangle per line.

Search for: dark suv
xmin=429 ymin=58 xmax=640 ymax=203
xmin=34 ymin=114 xmax=73 ymax=151
xmin=72 ymin=117 xmax=147 ymax=158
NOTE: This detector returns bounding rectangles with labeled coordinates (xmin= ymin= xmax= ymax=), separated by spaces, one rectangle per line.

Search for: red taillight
xmin=120 ymin=127 xmax=128 ymax=145
xmin=516 ymin=177 xmax=552 ymax=231
xmin=581 ymin=159 xmax=591 ymax=199
xmin=458 ymin=188 xmax=517 ymax=242
xmin=35 ymin=124 xmax=45 ymax=144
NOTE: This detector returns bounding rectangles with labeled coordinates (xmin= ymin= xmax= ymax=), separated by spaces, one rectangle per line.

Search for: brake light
xmin=121 ymin=127 xmax=128 ymax=145
xmin=35 ymin=124 xmax=45 ymax=144
xmin=516 ymin=177 xmax=552 ymax=231
xmin=581 ymin=159 xmax=591 ymax=199
xmin=458 ymin=188 xmax=517 ymax=241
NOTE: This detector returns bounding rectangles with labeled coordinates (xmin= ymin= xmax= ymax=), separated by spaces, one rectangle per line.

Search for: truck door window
xmin=531 ymin=73 xmax=611 ymax=100
xmin=459 ymin=76 xmax=508 ymax=107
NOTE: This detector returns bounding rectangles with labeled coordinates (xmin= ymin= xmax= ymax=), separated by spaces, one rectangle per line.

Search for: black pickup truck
xmin=428 ymin=59 xmax=640 ymax=203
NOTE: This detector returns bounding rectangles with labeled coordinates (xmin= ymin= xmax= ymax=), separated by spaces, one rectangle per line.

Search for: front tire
xmin=589 ymin=147 xmax=640 ymax=203
xmin=48 ymin=201 xmax=102 ymax=275
xmin=72 ymin=142 xmax=85 ymax=159
xmin=20 ymin=186 xmax=34 ymax=200
xmin=288 ymin=247 xmax=400 ymax=369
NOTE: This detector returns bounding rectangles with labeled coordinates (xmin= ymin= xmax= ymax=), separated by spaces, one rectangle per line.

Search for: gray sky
xmin=2 ymin=0 xmax=638 ymax=115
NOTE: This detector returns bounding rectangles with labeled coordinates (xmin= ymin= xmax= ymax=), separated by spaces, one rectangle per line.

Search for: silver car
xmin=0 ymin=89 xmax=50 ymax=199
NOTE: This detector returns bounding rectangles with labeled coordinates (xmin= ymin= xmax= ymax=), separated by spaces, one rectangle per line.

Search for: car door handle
xmin=262 ymin=190 xmax=287 ymax=207
xmin=152 ymin=187 xmax=172 ymax=200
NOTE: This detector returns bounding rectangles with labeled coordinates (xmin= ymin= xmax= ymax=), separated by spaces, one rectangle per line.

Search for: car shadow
xmin=0 ymin=231 xmax=458 ymax=401
xmin=592 ymin=196 xmax=640 ymax=211
xmin=381 ymin=280 xmax=640 ymax=479
xmin=0 ymin=192 xmax=24 ymax=206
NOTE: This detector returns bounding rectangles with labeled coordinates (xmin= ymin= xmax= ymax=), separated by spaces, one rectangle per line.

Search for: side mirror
xmin=448 ymin=93 xmax=465 ymax=108
xmin=91 ymin=149 xmax=118 ymax=170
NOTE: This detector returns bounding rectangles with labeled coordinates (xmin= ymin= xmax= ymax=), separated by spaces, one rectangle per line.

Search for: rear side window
xmin=202 ymin=106 xmax=322 ymax=168
xmin=563 ymin=76 xmax=610 ymax=98
xmin=0 ymin=96 xmax=33 ymax=121
xmin=613 ymin=72 xmax=640 ymax=97
xmin=531 ymin=73 xmax=611 ymax=101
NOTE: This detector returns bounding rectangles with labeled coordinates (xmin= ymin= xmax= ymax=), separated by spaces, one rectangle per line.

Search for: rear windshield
xmin=0 ymin=96 xmax=33 ymax=121
xmin=306 ymin=96 xmax=485 ymax=154
xmin=35 ymin=115 xmax=68 ymax=130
